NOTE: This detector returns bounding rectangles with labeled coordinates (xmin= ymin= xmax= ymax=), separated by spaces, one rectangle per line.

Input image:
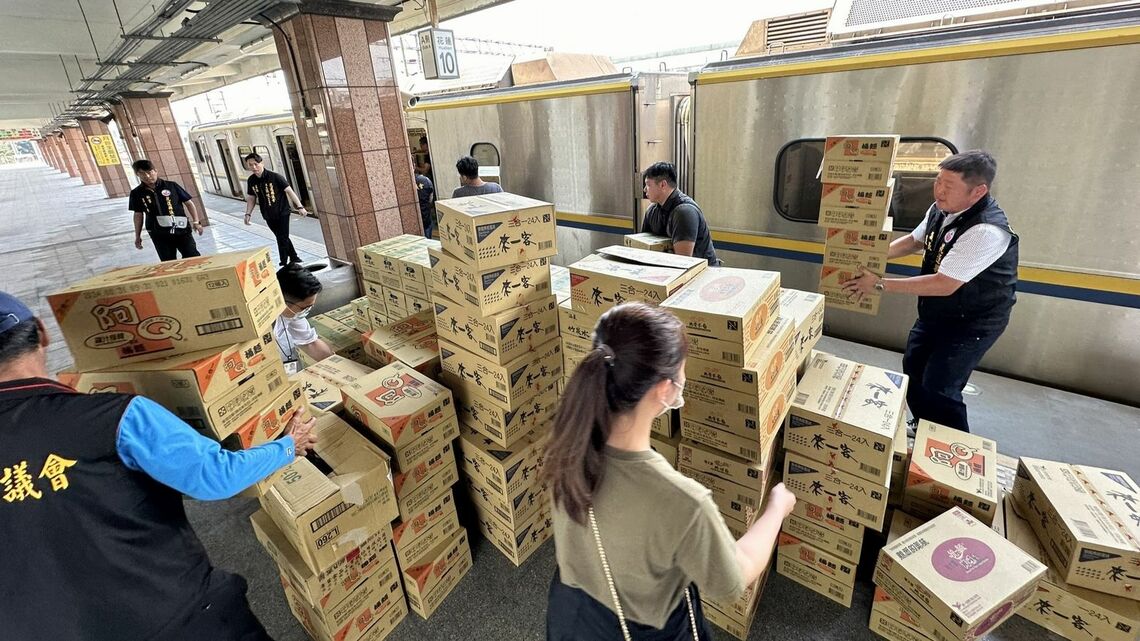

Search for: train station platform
xmin=6 ymin=162 xmax=1138 ymax=641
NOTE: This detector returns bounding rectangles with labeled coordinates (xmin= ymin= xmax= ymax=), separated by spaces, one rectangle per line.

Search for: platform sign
xmin=87 ymin=134 xmax=120 ymax=167
xmin=418 ymin=28 xmax=459 ymax=80
xmin=0 ymin=128 xmax=40 ymax=141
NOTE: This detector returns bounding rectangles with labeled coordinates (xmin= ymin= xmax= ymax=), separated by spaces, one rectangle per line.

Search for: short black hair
xmin=939 ymin=150 xmax=997 ymax=187
xmin=456 ymin=156 xmax=479 ymax=180
xmin=276 ymin=263 xmax=322 ymax=302
xmin=643 ymin=162 xmax=677 ymax=187
xmin=132 ymin=159 xmax=154 ymax=173
xmin=0 ymin=319 xmax=41 ymax=366
xmin=419 ymin=136 xmax=428 ymax=146
xmin=244 ymin=152 xmax=263 ymax=164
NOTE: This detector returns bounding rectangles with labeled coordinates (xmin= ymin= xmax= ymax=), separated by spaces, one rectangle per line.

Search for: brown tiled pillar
xmin=56 ymin=132 xmax=80 ymax=178
xmin=42 ymin=136 xmax=59 ymax=171
xmin=78 ymin=118 xmax=132 ymax=198
xmin=35 ymin=140 xmax=51 ymax=169
xmin=270 ymin=0 xmax=420 ymax=265
xmin=113 ymin=92 xmax=208 ymax=224
xmin=61 ymin=126 xmax=101 ymax=186
xmin=50 ymin=136 xmax=69 ymax=173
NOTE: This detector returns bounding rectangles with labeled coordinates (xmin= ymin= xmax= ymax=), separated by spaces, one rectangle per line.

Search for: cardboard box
xmin=560 ymin=332 xmax=593 ymax=378
xmin=393 ymin=439 xmax=456 ymax=504
xmin=824 ymin=220 xmax=893 ymax=254
xmin=870 ymin=588 xmax=940 ymax=641
xmin=309 ymin=316 xmax=372 ymax=365
xmin=779 ymin=289 xmax=825 ymax=364
xmin=403 ymin=529 xmax=473 ymax=619
xmin=363 ymin=280 xmax=387 ymax=310
xmin=776 ymin=550 xmax=855 ymax=607
xmin=681 ymin=368 xmax=795 ymax=447
xmin=303 ymin=354 xmax=375 ymax=388
xmin=362 ymin=310 xmax=440 ymax=376
xmin=251 ymin=509 xmax=393 ymax=612
xmin=785 ymin=497 xmax=865 ymax=560
xmin=678 ymin=437 xmax=775 ymax=494
xmin=433 ymin=295 xmax=559 ymax=365
xmin=703 ymin=566 xmax=769 ymax=629
xmin=679 ymin=464 xmax=765 ymax=522
xmin=824 ymin=245 xmax=888 ymax=276
xmin=464 ymin=472 xmax=548 ymax=532
xmin=1005 ymin=498 xmax=1140 ymax=641
xmin=568 ymin=246 xmax=707 ymax=313
xmin=367 ymin=308 xmax=389 ymax=331
xmin=557 ymin=297 xmax=600 ymax=343
xmin=820 ymin=158 xmax=894 ymax=186
xmin=384 ymin=416 xmax=459 ymax=474
xmin=459 ymin=423 xmax=547 ymax=502
xmin=400 ymin=243 xmax=438 ymax=295
xmin=780 ymin=529 xmax=859 ymax=588
xmin=357 ymin=234 xmax=422 ymax=284
xmin=428 ymin=247 xmax=552 ymax=317
xmin=819 ymin=205 xmax=895 ymax=235
xmin=662 ymin=267 xmax=780 ymax=359
xmin=351 ymin=297 xmax=372 ymax=332
xmin=439 ymin=337 xmax=562 ymax=412
xmin=685 ymin=316 xmax=795 ymax=396
xmin=292 ymin=369 xmax=344 ymax=416
xmin=392 ymin=489 xmax=463 ymax=571
xmin=550 ymin=263 xmax=570 ymax=303
xmin=823 ymin=135 xmax=900 ymax=162
xmin=394 ymin=443 xmax=460 ymax=518
xmin=230 ymin=381 xmax=305 ymax=450
xmin=436 ymin=192 xmax=557 ymax=271
xmin=650 ymin=429 xmax=682 ymax=467
xmin=382 ymin=288 xmax=408 ymax=318
xmin=680 ymin=416 xmax=771 ymax=464
xmin=341 ymin=361 xmax=455 ymax=452
xmin=477 ymin=499 xmax=553 ymax=566
xmin=873 ymin=507 xmax=1047 ymax=641
xmin=48 ymin=249 xmax=283 ymax=370
xmin=890 ymin=418 xmax=910 ymax=507
xmin=703 ymin=596 xmax=756 ymax=641
xmin=820 ymin=181 xmax=894 ymax=213
xmin=903 ymin=421 xmax=1000 ymax=525
xmin=651 ymin=409 xmax=674 ymax=438
xmin=281 ymin=553 xmax=406 ymax=641
xmin=454 ymin=381 xmax=556 ymax=448
xmin=1011 ymin=458 xmax=1140 ymax=600
xmin=786 ymin=352 xmax=907 ymax=485
xmin=316 ymin=301 xmax=357 ymax=325
xmin=623 ymin=232 xmax=673 ymax=252
xmin=259 ymin=414 xmax=399 ymax=571
xmin=405 ymin=294 xmax=431 ymax=316
xmin=784 ymin=450 xmax=890 ymax=530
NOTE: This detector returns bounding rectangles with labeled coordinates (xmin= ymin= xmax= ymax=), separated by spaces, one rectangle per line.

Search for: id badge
xmin=156 ymin=215 xmax=174 ymax=228
xmin=283 ymin=359 xmax=300 ymax=376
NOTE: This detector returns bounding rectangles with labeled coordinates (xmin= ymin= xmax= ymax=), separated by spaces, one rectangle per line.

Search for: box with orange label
xmin=684 ymin=316 xmax=794 ymax=398
xmin=392 ymin=490 xmax=462 ymax=571
xmin=568 ymin=246 xmax=707 ymax=314
xmin=778 ymin=531 xmax=858 ymax=606
xmin=870 ymin=587 xmax=939 ymax=641
xmin=820 ymin=158 xmax=894 ymax=186
xmin=429 ymin=246 xmax=552 ymax=317
xmin=453 ymin=382 xmax=556 ymax=448
xmin=394 ymin=443 xmax=459 ymax=519
xmin=662 ymin=267 xmax=780 ymax=361
xmin=258 ymin=414 xmax=399 ymax=572
xmin=402 ymin=529 xmax=473 ymax=619
xmin=392 ymin=439 xmax=456 ymax=504
xmin=681 ymin=368 xmax=795 ymax=445
xmin=48 ymin=248 xmax=283 ymax=370
xmin=478 ymin=499 xmax=553 ymax=567
xmin=362 ymin=310 xmax=440 ymax=376
xmin=439 ymin=337 xmax=562 ymax=412
xmin=823 ymin=135 xmax=900 ymax=162
xmin=784 ymin=498 xmax=865 ymax=563
xmin=433 ymin=294 xmax=559 ymax=365
xmin=458 ymin=423 xmax=548 ymax=502
xmin=786 ymin=352 xmax=907 ymax=486
xmin=228 ymin=381 xmax=304 ymax=449
xmin=436 ymin=192 xmax=557 ymax=271
xmin=819 ymin=203 xmax=895 ymax=234
xmin=341 ymin=361 xmax=455 ymax=452
xmin=281 ymin=550 xmax=405 ymax=641
xmin=824 ymin=219 xmax=893 ymax=254
xmin=820 ymin=180 xmax=894 ymax=213
xmin=903 ymin=421 xmax=1000 ymax=525
xmin=384 ymin=416 xmax=459 ymax=474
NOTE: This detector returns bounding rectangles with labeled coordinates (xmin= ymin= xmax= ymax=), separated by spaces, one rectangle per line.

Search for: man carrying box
xmin=274 ymin=263 xmax=334 ymax=372
xmin=0 ymin=291 xmax=318 ymax=641
xmin=641 ymin=162 xmax=720 ymax=265
xmin=842 ymin=150 xmax=1018 ymax=433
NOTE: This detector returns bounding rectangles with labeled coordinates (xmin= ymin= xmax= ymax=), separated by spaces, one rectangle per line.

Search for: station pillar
xmin=78 ymin=118 xmax=132 ymax=198
xmin=45 ymin=136 xmax=65 ymax=172
xmin=55 ymin=131 xmax=80 ymax=179
xmin=267 ymin=0 xmax=421 ymax=266
xmin=61 ymin=126 xmax=101 ymax=186
xmin=111 ymin=92 xmax=208 ymax=224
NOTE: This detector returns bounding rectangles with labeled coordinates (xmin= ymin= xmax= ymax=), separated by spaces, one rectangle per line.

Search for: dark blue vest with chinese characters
xmin=0 ymin=378 xmax=211 ymax=640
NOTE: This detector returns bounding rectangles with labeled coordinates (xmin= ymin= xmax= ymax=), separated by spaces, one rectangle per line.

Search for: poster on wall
xmin=87 ymin=134 xmax=121 ymax=166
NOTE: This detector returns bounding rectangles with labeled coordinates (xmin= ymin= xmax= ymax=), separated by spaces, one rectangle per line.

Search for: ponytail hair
xmin=543 ymin=302 xmax=687 ymax=525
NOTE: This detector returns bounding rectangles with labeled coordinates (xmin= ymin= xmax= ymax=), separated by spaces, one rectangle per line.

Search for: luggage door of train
xmin=214 ymin=137 xmax=241 ymax=197
xmin=275 ymin=134 xmax=311 ymax=208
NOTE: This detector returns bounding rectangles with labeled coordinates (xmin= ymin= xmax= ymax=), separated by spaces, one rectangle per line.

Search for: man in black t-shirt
xmin=243 ymin=153 xmax=308 ymax=266
xmin=129 ymin=159 xmax=204 ymax=261
xmin=415 ymin=159 xmax=435 ymax=238
xmin=641 ymin=162 xmax=719 ymax=265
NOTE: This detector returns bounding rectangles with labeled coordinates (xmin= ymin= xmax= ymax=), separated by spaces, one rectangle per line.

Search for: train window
xmin=193 ymin=141 xmax=206 ymax=163
xmin=773 ymin=137 xmax=957 ymax=231
xmin=254 ymin=145 xmax=272 ymax=170
xmin=470 ymin=142 xmax=500 ymax=168
xmin=237 ymin=145 xmax=253 ymax=158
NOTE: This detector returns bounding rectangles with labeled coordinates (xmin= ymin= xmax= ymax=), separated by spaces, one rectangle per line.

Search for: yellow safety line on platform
xmin=408 ymin=81 xmax=631 ymax=112
xmin=696 ymin=25 xmax=1140 ymax=85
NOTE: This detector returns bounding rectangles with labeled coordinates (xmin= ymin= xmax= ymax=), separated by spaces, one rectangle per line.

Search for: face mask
xmin=289 ymin=304 xmax=313 ymax=319
xmin=659 ymin=379 xmax=685 ymax=415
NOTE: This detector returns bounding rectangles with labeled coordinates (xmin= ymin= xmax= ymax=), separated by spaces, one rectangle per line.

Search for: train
xmin=188 ymin=8 xmax=1140 ymax=405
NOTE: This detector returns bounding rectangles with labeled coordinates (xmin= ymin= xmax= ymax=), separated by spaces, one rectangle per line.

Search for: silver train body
xmin=188 ymin=114 xmax=314 ymax=209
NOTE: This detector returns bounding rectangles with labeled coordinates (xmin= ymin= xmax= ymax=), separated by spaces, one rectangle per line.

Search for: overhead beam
xmin=121 ymin=34 xmax=223 ymax=43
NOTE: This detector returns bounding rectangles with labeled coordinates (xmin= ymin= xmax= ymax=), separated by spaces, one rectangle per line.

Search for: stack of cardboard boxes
xmin=657 ymin=266 xmax=789 ymax=639
xmin=358 ymin=234 xmax=441 ymax=328
xmin=251 ymin=414 xmax=406 ymax=641
xmin=51 ymin=249 xmax=306 ymax=452
xmin=427 ymin=192 xmax=561 ymax=565
xmin=818 ymin=135 xmax=899 ymax=315
xmin=778 ymin=352 xmax=908 ymax=607
xmin=361 ymin=309 xmax=441 ymax=379
xmin=339 ymin=361 xmax=469 ymax=619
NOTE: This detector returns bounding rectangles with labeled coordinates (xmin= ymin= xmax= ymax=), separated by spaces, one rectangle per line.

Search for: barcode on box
xmin=741 ymin=448 xmax=758 ymax=460
xmin=210 ymin=306 xmax=239 ymax=320
xmin=539 ymin=241 xmax=553 ymax=250
xmin=860 ymin=463 xmax=881 ymax=477
xmin=196 ymin=318 xmax=244 ymax=335
xmin=1022 ymin=560 xmax=1041 ymax=573
xmin=828 ymin=587 xmax=843 ymax=598
xmin=857 ymin=509 xmax=877 ymax=522
xmin=1073 ymin=519 xmax=1096 ymax=539
xmin=724 ymin=352 xmax=742 ymax=364
xmin=795 ymin=392 xmax=809 ymax=405
xmin=737 ymin=403 xmax=752 ymax=413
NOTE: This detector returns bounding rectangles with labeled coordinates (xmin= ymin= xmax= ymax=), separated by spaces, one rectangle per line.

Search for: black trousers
xmin=263 ymin=214 xmax=299 ymax=265
xmin=547 ymin=569 xmax=714 ymax=641
xmin=150 ymin=232 xmax=200 ymax=262
xmin=152 ymin=569 xmax=272 ymax=641
xmin=902 ymin=314 xmax=1008 ymax=433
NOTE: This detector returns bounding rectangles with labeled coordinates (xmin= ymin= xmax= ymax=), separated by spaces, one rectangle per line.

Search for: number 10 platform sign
xmin=418 ymin=28 xmax=460 ymax=80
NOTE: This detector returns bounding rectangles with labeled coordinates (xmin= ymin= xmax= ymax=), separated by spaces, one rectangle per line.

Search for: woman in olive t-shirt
xmin=543 ymin=303 xmax=798 ymax=641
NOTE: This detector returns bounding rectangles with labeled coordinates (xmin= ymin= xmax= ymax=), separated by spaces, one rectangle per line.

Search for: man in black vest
xmin=129 ymin=159 xmax=204 ymax=261
xmin=244 ymin=152 xmax=309 ymax=266
xmin=641 ymin=162 xmax=720 ymax=265
xmin=843 ymin=150 xmax=1018 ymax=433
xmin=0 ymin=291 xmax=318 ymax=640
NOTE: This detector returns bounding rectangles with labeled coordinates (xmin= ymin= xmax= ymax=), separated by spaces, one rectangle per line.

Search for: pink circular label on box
xmin=698 ymin=276 xmax=746 ymax=302
xmin=931 ymin=537 xmax=995 ymax=582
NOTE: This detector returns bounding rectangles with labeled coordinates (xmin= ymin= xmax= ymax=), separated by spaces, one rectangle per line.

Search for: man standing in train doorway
xmin=641 ymin=162 xmax=720 ymax=265
xmin=243 ymin=152 xmax=308 ymax=266
xmin=129 ymin=159 xmax=204 ymax=261
xmin=842 ymin=150 xmax=1019 ymax=433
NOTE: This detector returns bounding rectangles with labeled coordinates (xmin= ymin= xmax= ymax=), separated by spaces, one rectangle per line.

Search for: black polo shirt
xmin=641 ymin=189 xmax=718 ymax=265
xmin=247 ymin=169 xmax=291 ymax=219
xmin=128 ymin=179 xmax=193 ymax=235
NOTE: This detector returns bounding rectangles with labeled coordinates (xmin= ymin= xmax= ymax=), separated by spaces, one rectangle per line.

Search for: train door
xmin=194 ymin=138 xmax=220 ymax=192
xmin=214 ymin=137 xmax=241 ymax=197
xmin=275 ymin=134 xmax=311 ymax=208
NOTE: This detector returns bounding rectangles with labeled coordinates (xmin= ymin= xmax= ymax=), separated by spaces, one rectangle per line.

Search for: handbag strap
xmin=588 ymin=506 xmax=700 ymax=641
